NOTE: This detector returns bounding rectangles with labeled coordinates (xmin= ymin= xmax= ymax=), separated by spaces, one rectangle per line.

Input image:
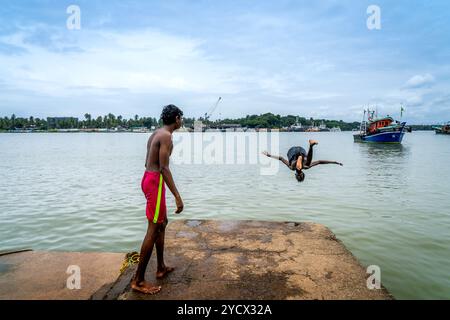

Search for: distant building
xmin=219 ymin=123 xmax=242 ymax=130
xmin=47 ymin=117 xmax=78 ymax=129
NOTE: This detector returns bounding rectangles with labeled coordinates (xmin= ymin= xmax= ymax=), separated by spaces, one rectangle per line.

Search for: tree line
xmin=212 ymin=113 xmax=361 ymax=131
xmin=0 ymin=113 xmax=195 ymax=130
xmin=1 ymin=112 xmax=363 ymax=131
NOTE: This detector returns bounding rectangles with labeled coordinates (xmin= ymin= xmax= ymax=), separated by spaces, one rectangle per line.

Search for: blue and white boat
xmin=353 ymin=110 xmax=407 ymax=143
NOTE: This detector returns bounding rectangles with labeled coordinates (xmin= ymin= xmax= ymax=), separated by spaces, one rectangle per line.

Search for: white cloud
xmin=0 ymin=26 xmax=249 ymax=99
xmin=404 ymin=74 xmax=435 ymax=89
xmin=0 ymin=23 xmax=363 ymax=120
xmin=1 ymin=11 xmax=449 ymax=124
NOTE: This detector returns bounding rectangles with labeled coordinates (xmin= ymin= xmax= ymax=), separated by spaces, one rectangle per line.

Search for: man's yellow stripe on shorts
xmin=153 ymin=174 xmax=163 ymax=223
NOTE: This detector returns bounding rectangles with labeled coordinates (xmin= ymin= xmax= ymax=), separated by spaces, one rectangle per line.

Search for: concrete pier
xmin=0 ymin=251 xmax=123 ymax=300
xmin=96 ymin=220 xmax=392 ymax=300
xmin=0 ymin=220 xmax=393 ymax=300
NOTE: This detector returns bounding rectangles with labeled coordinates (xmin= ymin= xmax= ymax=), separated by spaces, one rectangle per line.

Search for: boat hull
xmin=353 ymin=131 xmax=405 ymax=143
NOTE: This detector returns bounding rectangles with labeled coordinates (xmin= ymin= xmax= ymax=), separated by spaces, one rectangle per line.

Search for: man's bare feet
xmin=156 ymin=266 xmax=175 ymax=279
xmin=131 ymin=280 xmax=161 ymax=295
xmin=309 ymin=139 xmax=318 ymax=146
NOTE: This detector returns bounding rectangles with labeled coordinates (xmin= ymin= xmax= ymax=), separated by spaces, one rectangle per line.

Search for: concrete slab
xmin=97 ymin=220 xmax=393 ymax=300
xmin=0 ymin=251 xmax=123 ymax=300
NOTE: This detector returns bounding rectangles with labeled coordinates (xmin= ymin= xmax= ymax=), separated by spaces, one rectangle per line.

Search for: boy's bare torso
xmin=145 ymin=129 xmax=173 ymax=172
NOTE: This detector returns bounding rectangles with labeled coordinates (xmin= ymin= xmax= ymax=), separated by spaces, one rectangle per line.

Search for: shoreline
xmin=0 ymin=128 xmax=436 ymax=133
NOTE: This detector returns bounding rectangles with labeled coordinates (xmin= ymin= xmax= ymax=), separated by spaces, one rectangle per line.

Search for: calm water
xmin=1 ymin=131 xmax=449 ymax=299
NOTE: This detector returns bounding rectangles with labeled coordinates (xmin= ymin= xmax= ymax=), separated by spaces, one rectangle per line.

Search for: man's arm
xmin=262 ymin=151 xmax=291 ymax=169
xmin=144 ymin=148 xmax=148 ymax=168
xmin=303 ymin=160 xmax=343 ymax=169
xmin=159 ymin=133 xmax=183 ymax=213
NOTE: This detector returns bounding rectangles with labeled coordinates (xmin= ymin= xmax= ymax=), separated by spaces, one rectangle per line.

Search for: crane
xmin=204 ymin=97 xmax=222 ymax=122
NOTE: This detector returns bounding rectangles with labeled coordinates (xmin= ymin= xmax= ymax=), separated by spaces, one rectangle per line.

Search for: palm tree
xmin=107 ymin=113 xmax=116 ymax=128
xmin=84 ymin=113 xmax=91 ymax=128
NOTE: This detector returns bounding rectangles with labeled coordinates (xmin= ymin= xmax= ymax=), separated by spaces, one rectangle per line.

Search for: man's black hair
xmin=160 ymin=104 xmax=183 ymax=125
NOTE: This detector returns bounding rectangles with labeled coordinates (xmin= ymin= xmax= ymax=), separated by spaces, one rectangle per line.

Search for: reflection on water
xmin=357 ymin=143 xmax=410 ymax=190
xmin=361 ymin=143 xmax=407 ymax=158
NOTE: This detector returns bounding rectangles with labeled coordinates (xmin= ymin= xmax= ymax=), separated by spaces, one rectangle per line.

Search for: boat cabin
xmin=368 ymin=117 xmax=394 ymax=134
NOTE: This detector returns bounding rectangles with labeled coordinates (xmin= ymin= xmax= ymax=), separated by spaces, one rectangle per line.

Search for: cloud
xmin=1 ymin=1 xmax=450 ymax=123
xmin=404 ymin=74 xmax=435 ymax=89
xmin=0 ymin=22 xmax=354 ymax=119
xmin=0 ymin=26 xmax=248 ymax=98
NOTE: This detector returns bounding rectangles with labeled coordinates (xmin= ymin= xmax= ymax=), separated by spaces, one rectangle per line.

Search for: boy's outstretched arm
xmin=303 ymin=160 xmax=343 ymax=169
xmin=262 ymin=151 xmax=291 ymax=168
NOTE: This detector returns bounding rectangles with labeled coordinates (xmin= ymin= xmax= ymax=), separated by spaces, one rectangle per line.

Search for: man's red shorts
xmin=141 ymin=171 xmax=167 ymax=224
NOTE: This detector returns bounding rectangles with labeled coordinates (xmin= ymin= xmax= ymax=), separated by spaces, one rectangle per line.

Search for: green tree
xmin=84 ymin=113 xmax=92 ymax=128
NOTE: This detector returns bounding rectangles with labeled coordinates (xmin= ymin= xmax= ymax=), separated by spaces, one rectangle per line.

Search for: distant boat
xmin=57 ymin=128 xmax=80 ymax=133
xmin=289 ymin=117 xmax=305 ymax=132
xmin=353 ymin=109 xmax=406 ymax=143
xmin=305 ymin=121 xmax=329 ymax=132
xmin=131 ymin=127 xmax=149 ymax=133
xmin=306 ymin=126 xmax=319 ymax=132
xmin=289 ymin=123 xmax=304 ymax=132
xmin=330 ymin=127 xmax=341 ymax=132
xmin=319 ymin=121 xmax=329 ymax=132
xmin=433 ymin=122 xmax=450 ymax=135
xmin=9 ymin=128 xmax=33 ymax=133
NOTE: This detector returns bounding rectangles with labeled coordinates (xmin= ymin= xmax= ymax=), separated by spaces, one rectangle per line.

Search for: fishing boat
xmin=205 ymin=128 xmax=221 ymax=132
xmin=306 ymin=122 xmax=319 ymax=132
xmin=289 ymin=118 xmax=304 ymax=132
xmin=433 ymin=122 xmax=450 ymax=135
xmin=319 ymin=121 xmax=330 ymax=132
xmin=330 ymin=126 xmax=341 ymax=132
xmin=353 ymin=109 xmax=407 ymax=143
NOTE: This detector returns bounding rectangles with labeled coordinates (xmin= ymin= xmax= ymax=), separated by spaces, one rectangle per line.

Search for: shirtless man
xmin=263 ymin=140 xmax=343 ymax=182
xmin=131 ymin=104 xmax=184 ymax=294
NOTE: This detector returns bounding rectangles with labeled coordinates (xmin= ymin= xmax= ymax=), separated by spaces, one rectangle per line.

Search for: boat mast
xmin=360 ymin=108 xmax=366 ymax=134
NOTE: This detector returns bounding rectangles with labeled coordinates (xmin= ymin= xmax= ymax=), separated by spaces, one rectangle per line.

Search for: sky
xmin=0 ymin=0 xmax=449 ymax=124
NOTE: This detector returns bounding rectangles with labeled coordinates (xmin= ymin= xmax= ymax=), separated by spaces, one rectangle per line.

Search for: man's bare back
xmin=145 ymin=128 xmax=173 ymax=172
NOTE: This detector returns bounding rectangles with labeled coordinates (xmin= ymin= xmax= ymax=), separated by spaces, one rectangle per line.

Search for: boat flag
xmin=401 ymin=105 xmax=405 ymax=118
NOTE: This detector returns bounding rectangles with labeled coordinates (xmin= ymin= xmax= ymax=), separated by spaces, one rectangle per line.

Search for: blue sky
xmin=0 ymin=0 xmax=449 ymax=123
